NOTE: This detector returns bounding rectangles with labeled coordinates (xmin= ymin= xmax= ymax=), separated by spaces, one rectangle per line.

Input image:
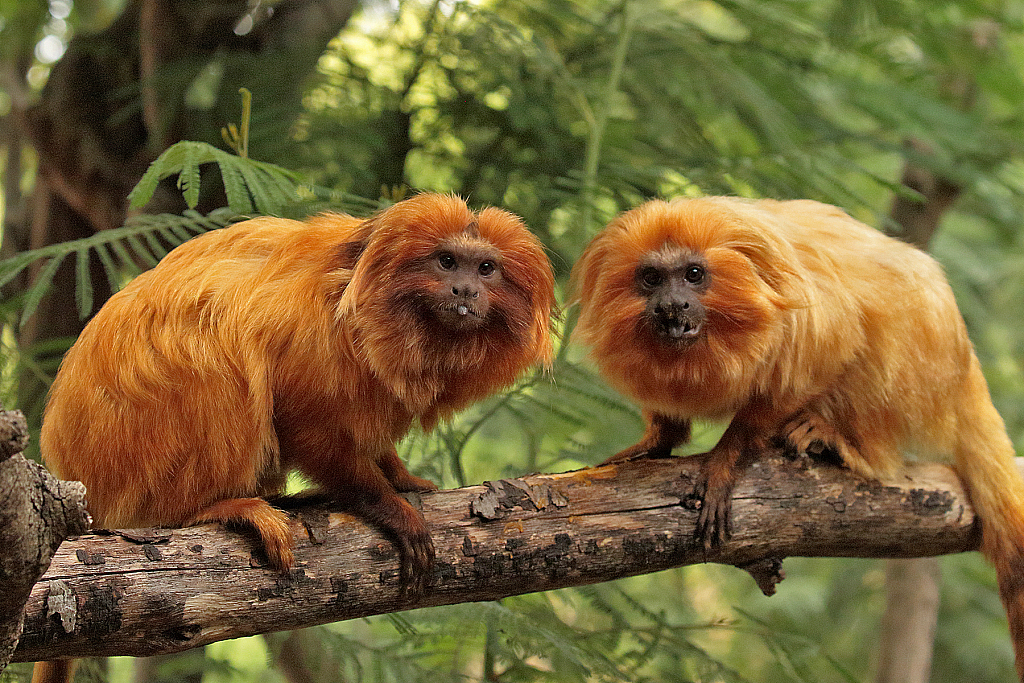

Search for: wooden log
xmin=14 ymin=452 xmax=982 ymax=662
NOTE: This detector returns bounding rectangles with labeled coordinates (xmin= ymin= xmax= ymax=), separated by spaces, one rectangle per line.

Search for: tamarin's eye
xmin=685 ymin=265 xmax=705 ymax=284
xmin=438 ymin=253 xmax=457 ymax=270
xmin=479 ymin=261 xmax=496 ymax=277
xmin=640 ymin=267 xmax=663 ymax=288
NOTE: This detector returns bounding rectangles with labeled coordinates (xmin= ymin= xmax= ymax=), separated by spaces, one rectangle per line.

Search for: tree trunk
xmin=875 ymin=558 xmax=941 ymax=683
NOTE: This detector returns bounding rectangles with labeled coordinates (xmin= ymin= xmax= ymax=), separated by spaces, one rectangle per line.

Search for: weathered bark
xmin=13 ymin=452 xmax=983 ymax=663
xmin=0 ymin=409 xmax=89 ymax=673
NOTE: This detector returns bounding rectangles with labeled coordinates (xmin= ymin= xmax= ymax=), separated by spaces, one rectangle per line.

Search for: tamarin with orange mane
xmin=40 ymin=192 xmax=554 ymax=588
xmin=570 ymin=196 xmax=1024 ymax=679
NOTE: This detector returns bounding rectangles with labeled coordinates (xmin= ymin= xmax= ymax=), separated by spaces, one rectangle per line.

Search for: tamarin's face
xmin=635 ymin=245 xmax=708 ymax=345
xmin=344 ymin=195 xmax=555 ymax=391
xmin=426 ymin=232 xmax=502 ymax=331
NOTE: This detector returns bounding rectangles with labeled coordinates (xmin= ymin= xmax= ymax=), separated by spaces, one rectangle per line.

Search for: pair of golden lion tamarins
xmin=35 ymin=193 xmax=1024 ymax=681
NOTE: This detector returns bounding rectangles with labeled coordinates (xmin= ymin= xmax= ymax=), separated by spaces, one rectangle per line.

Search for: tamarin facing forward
xmin=570 ymin=196 xmax=1024 ymax=678
xmin=41 ymin=193 xmax=555 ymax=590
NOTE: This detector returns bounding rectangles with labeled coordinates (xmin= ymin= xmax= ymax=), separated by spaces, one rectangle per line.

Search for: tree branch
xmin=14 ymin=452 xmax=983 ymax=663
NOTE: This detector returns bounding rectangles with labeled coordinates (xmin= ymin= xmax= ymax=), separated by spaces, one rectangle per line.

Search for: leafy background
xmin=2 ymin=0 xmax=1023 ymax=681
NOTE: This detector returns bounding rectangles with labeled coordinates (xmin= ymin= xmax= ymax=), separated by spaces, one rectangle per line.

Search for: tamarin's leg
xmin=694 ymin=405 xmax=781 ymax=549
xmin=377 ymin=449 xmax=438 ymax=493
xmin=301 ymin=451 xmax=434 ymax=595
xmin=602 ymin=411 xmax=691 ymax=464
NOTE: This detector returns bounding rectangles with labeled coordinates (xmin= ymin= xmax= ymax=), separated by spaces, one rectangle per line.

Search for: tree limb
xmin=0 ymin=409 xmax=89 ymax=672
xmin=14 ymin=452 xmax=983 ymax=663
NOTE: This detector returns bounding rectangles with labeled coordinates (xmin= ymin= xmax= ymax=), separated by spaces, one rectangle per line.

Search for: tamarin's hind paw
xmin=782 ymin=413 xmax=847 ymax=465
xmin=188 ymin=497 xmax=294 ymax=572
xmin=396 ymin=520 xmax=436 ymax=599
xmin=391 ymin=474 xmax=439 ymax=494
xmin=601 ymin=441 xmax=676 ymax=465
xmin=600 ymin=443 xmax=651 ymax=465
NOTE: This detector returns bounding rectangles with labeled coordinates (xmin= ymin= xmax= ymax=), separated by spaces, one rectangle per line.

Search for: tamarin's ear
xmin=336 ymin=217 xmax=381 ymax=315
xmin=335 ymin=220 xmax=376 ymax=270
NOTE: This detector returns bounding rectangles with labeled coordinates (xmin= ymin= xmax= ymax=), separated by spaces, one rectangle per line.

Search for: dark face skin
xmin=428 ymin=239 xmax=502 ymax=331
xmin=636 ymin=247 xmax=708 ymax=344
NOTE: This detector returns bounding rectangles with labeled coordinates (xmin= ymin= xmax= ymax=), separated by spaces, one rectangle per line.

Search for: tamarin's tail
xmin=995 ymin=551 xmax=1024 ymax=683
xmin=971 ymin=490 xmax=1024 ymax=683
xmin=31 ymin=660 xmax=75 ymax=683
xmin=186 ymin=497 xmax=294 ymax=571
xmin=954 ymin=361 xmax=1024 ymax=681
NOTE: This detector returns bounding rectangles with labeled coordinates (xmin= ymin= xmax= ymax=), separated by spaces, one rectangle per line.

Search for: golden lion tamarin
xmin=571 ymin=195 xmax=1024 ymax=678
xmin=40 ymin=193 xmax=554 ymax=590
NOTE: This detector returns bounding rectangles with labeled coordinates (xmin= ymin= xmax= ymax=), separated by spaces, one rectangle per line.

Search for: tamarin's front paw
xmin=692 ymin=461 xmax=736 ymax=550
xmin=384 ymin=498 xmax=435 ymax=598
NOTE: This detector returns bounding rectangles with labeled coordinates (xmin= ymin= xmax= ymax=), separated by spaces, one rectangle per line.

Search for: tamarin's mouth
xmin=666 ymin=318 xmax=700 ymax=338
xmin=444 ymin=302 xmax=482 ymax=318
xmin=435 ymin=301 xmax=486 ymax=328
xmin=654 ymin=314 xmax=702 ymax=343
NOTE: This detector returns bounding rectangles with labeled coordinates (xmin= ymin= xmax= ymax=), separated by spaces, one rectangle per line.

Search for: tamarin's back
xmin=41 ymin=215 xmax=355 ymax=529
xmin=724 ymin=198 xmax=975 ymax=472
xmin=43 ymin=194 xmax=554 ymax=561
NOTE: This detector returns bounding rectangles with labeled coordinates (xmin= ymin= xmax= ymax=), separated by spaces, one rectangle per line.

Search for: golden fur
xmin=572 ymin=196 xmax=1024 ymax=678
xmin=41 ymin=193 xmax=554 ymax=580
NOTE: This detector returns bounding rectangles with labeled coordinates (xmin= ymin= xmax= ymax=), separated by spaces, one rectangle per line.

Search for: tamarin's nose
xmin=655 ymin=302 xmax=682 ymax=319
xmin=451 ymin=285 xmax=480 ymax=298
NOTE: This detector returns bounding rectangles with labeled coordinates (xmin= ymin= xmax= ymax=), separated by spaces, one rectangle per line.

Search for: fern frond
xmin=0 ymin=252 xmax=38 ymax=291
xmin=93 ymin=243 xmax=121 ymax=295
xmin=126 ymin=234 xmax=159 ymax=268
xmin=20 ymin=255 xmax=67 ymax=327
xmin=0 ymin=209 xmax=240 ymax=327
xmin=127 ymin=140 xmax=304 ymax=215
xmin=74 ymin=248 xmax=94 ymax=319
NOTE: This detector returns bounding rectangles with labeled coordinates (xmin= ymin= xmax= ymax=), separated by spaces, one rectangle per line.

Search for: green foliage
xmin=0 ymin=209 xmax=240 ymax=326
xmin=127 ymin=141 xmax=304 ymax=215
xmin=242 ymin=574 xmax=875 ymax=683
xmin=399 ymin=358 xmax=648 ymax=490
